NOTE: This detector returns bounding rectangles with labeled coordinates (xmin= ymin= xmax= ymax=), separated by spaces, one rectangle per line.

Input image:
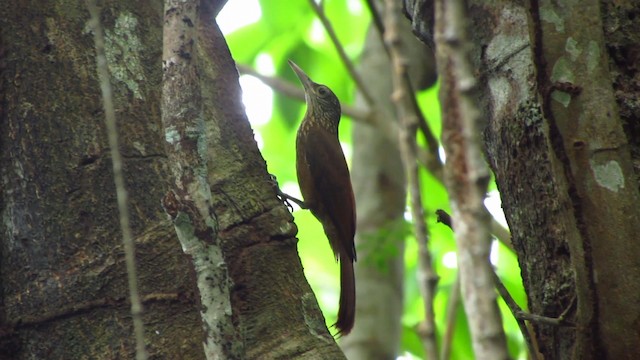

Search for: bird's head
xmin=288 ymin=60 xmax=342 ymax=131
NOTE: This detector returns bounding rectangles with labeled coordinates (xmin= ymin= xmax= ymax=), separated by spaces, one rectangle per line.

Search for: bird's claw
xmin=270 ymin=174 xmax=296 ymax=212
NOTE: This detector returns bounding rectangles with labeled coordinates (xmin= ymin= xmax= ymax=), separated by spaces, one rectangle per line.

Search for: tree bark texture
xmin=161 ymin=1 xmax=243 ymax=358
xmin=406 ymin=0 xmax=640 ymax=358
xmin=182 ymin=6 xmax=347 ymax=360
xmin=0 ymin=1 xmax=205 ymax=358
xmin=1 ymin=0 xmax=347 ymax=359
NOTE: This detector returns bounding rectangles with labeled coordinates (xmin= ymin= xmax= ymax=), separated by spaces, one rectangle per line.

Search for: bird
xmin=288 ymin=60 xmax=357 ymax=336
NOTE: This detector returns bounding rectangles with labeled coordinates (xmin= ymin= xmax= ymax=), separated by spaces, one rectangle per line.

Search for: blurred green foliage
xmin=221 ymin=0 xmax=527 ymax=358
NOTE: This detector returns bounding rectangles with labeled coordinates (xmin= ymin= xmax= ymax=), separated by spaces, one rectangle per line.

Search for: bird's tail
xmin=334 ymin=258 xmax=356 ymax=336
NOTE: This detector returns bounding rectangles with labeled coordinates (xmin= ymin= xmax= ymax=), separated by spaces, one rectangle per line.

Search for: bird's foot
xmin=269 ymin=174 xmax=308 ymax=211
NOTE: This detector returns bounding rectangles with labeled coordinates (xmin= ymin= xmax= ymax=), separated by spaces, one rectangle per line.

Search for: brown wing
xmin=302 ymin=129 xmax=356 ymax=262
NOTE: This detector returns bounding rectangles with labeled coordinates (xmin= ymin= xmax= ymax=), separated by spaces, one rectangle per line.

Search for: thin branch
xmin=440 ymin=272 xmax=461 ymax=360
xmin=493 ymin=273 xmax=575 ymax=356
xmin=365 ymin=0 xmax=386 ymax=43
xmin=514 ymin=295 xmax=576 ymax=327
xmin=236 ymin=64 xmax=370 ymax=121
xmin=435 ymin=0 xmax=509 ymax=356
xmin=237 ymin=64 xmax=305 ymax=100
xmin=490 ymin=215 xmax=513 ymax=251
xmin=86 ymin=2 xmax=147 ymax=360
xmin=384 ymin=0 xmax=439 ymax=358
xmin=491 ymin=272 xmax=539 ymax=359
xmin=307 ymin=0 xmax=376 ymax=106
xmin=365 ymin=0 xmax=441 ymax=163
xmin=437 ymin=208 xmax=540 ymax=358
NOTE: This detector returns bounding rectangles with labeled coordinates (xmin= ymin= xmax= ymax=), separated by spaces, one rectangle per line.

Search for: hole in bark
xmin=573 ymin=140 xmax=585 ymax=149
xmin=79 ymin=155 xmax=98 ymax=166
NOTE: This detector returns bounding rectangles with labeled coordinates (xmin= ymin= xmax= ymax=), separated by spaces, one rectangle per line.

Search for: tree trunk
xmin=1 ymin=1 xmax=347 ymax=359
xmin=163 ymin=2 xmax=345 ymax=357
xmin=406 ymin=1 xmax=640 ymax=358
xmin=0 ymin=1 xmax=204 ymax=358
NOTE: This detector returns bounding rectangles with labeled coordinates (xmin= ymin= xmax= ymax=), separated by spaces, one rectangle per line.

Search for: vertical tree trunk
xmin=0 ymin=1 xmax=205 ymax=358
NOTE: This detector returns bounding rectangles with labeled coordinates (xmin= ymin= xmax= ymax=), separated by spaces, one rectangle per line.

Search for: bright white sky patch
xmin=218 ymin=0 xmax=262 ymax=34
xmin=442 ymin=251 xmax=457 ymax=269
xmin=490 ymin=239 xmax=499 ymax=265
xmin=438 ymin=145 xmax=446 ymax=163
xmin=397 ymin=352 xmax=420 ymax=360
xmin=404 ymin=208 xmax=412 ymax=222
xmin=310 ymin=18 xmax=326 ymax=43
xmin=253 ymin=130 xmax=264 ymax=150
xmin=484 ymin=190 xmax=507 ymax=228
xmin=219 ymin=4 xmax=273 ymax=150
xmin=255 ymin=53 xmax=275 ymax=75
xmin=240 ymin=75 xmax=273 ymax=127
xmin=347 ymin=0 xmax=363 ymax=14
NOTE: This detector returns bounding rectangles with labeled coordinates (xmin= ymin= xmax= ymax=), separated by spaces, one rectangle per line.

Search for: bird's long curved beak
xmin=288 ymin=60 xmax=314 ymax=91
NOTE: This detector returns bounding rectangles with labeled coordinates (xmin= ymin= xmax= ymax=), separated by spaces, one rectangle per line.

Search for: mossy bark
xmin=0 ymin=1 xmax=204 ymax=359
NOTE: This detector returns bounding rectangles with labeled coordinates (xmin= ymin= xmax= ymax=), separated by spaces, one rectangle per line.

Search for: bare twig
xmin=365 ymin=0 xmax=441 ymax=163
xmin=307 ymin=0 xmax=375 ymax=106
xmin=365 ymin=0 xmax=386 ymax=44
xmin=383 ymin=0 xmax=439 ymax=358
xmin=236 ymin=64 xmax=370 ymax=121
xmin=493 ymin=273 xmax=576 ymax=355
xmin=440 ymin=272 xmax=461 ymax=360
xmin=437 ymin=208 xmax=536 ymax=358
xmin=490 ymin=215 xmax=513 ymax=251
xmin=491 ymin=272 xmax=539 ymax=358
xmin=237 ymin=64 xmax=306 ymax=100
xmin=86 ymin=2 xmax=148 ymax=360
xmin=434 ymin=0 xmax=509 ymax=357
xmin=514 ymin=295 xmax=576 ymax=327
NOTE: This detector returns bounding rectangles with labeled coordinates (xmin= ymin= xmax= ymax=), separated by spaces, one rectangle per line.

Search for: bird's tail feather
xmin=334 ymin=259 xmax=355 ymax=336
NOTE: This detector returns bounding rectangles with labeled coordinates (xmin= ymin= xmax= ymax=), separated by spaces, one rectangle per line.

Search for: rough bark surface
xmin=0 ymin=1 xmax=204 ymax=359
xmin=161 ymin=1 xmax=243 ymax=358
xmin=468 ymin=3 xmax=581 ymax=357
xmin=529 ymin=2 xmax=640 ymax=358
xmin=1 ymin=1 xmax=348 ymax=359
xmin=193 ymin=13 xmax=347 ymax=360
xmin=603 ymin=2 xmax=640 ymax=183
xmin=406 ymin=1 xmax=640 ymax=359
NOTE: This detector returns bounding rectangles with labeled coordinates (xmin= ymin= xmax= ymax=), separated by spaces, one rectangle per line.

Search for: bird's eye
xmin=317 ymin=86 xmax=329 ymax=97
